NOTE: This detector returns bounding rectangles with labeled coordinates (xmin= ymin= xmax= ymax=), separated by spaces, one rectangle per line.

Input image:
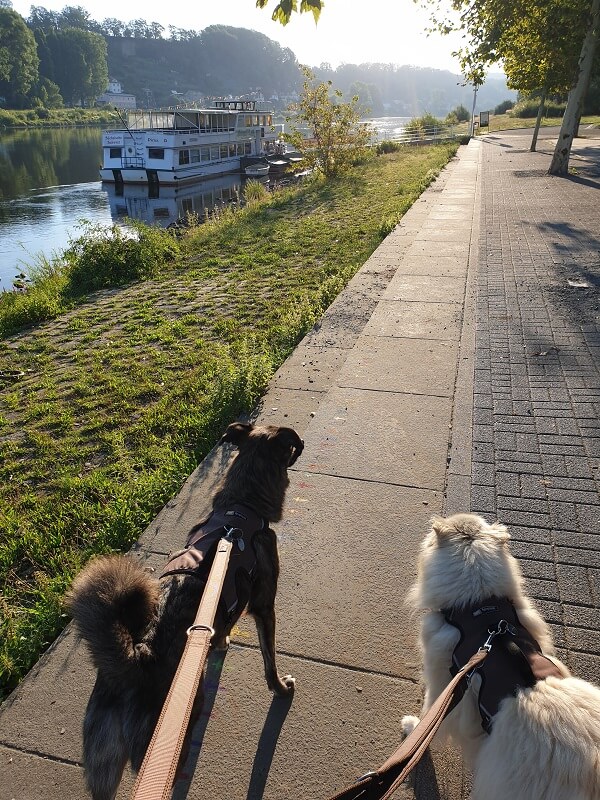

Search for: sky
xmin=10 ymin=0 xmax=468 ymax=74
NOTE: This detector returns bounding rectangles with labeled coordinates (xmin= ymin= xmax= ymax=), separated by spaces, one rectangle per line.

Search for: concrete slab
xmin=298 ymin=387 xmax=452 ymax=490
xmin=383 ymin=275 xmax=465 ymax=304
xmin=0 ymin=627 xmax=90 ymax=761
xmin=392 ymin=256 xmax=467 ymax=277
xmin=272 ymin=345 xmax=350 ymax=392
xmin=337 ymin=337 xmax=459 ymax=396
xmin=404 ymin=242 xmax=470 ymax=260
xmin=363 ymin=300 xmax=463 ymax=341
xmin=1 ymin=745 xmax=89 ymax=800
xmin=233 ymin=471 xmax=440 ymax=677
xmin=168 ymin=645 xmax=422 ymax=800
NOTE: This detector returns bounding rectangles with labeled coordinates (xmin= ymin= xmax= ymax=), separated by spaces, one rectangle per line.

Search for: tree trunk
xmin=548 ymin=0 xmax=600 ymax=175
xmin=530 ymin=83 xmax=548 ymax=152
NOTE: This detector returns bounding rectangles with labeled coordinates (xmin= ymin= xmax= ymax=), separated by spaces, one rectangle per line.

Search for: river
xmin=0 ymin=117 xmax=410 ymax=289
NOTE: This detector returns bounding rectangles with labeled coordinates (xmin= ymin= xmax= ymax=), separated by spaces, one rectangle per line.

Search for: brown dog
xmin=68 ymin=422 xmax=303 ymax=800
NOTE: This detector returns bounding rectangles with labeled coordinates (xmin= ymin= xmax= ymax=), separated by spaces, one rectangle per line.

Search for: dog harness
xmin=443 ymin=596 xmax=563 ymax=733
xmin=159 ymin=504 xmax=265 ymax=625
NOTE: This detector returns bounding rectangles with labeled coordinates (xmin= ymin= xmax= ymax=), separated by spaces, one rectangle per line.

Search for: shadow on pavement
xmin=246 ymin=692 xmax=294 ymax=800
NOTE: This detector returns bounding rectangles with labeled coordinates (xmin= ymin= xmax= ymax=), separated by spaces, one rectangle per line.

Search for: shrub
xmin=243 ymin=179 xmax=270 ymax=205
xmin=376 ymin=140 xmax=403 ymax=154
xmin=451 ymin=104 xmax=471 ymax=122
xmin=64 ymin=221 xmax=181 ymax=295
xmin=494 ymin=99 xmax=515 ymax=115
xmin=510 ymin=99 xmax=566 ymax=118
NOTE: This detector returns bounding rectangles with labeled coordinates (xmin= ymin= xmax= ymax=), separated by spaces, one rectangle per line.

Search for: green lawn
xmin=478 ymin=113 xmax=600 ymax=133
xmin=0 ymin=142 xmax=458 ymax=700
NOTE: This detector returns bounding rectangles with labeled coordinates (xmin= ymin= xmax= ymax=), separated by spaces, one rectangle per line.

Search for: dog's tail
xmin=68 ymin=555 xmax=158 ymax=685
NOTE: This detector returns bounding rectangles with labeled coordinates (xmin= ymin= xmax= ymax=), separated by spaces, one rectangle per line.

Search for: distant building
xmin=96 ymin=78 xmax=136 ymax=110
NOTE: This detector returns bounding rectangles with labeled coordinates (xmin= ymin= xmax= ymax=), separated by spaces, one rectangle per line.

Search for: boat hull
xmin=100 ymin=161 xmax=242 ymax=186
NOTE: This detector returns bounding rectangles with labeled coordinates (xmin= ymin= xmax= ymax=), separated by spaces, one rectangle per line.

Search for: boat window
xmin=179 ymin=150 xmax=190 ymax=165
xmin=175 ymin=113 xmax=197 ymax=130
xmin=236 ymin=143 xmax=245 ymax=156
xmin=201 ymin=146 xmax=211 ymax=161
xmin=197 ymin=113 xmax=207 ymax=131
xmin=266 ymin=114 xmax=272 ymax=126
xmin=244 ymin=142 xmax=252 ymax=155
xmin=109 ymin=147 xmax=122 ymax=158
xmin=190 ymin=149 xmax=200 ymax=163
xmin=148 ymin=148 xmax=165 ymax=159
xmin=210 ymin=145 xmax=220 ymax=160
xmin=228 ymin=143 xmax=236 ymax=157
xmin=253 ymin=115 xmax=259 ymax=126
xmin=245 ymin=115 xmax=253 ymax=127
xmin=220 ymin=144 xmax=228 ymax=159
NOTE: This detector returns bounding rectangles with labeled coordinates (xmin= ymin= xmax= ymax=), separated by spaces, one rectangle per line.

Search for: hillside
xmin=106 ymin=25 xmax=515 ymax=113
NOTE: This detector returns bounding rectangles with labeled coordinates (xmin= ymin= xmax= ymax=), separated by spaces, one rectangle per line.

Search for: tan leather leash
xmin=131 ymin=536 xmax=233 ymax=800
xmin=325 ymin=647 xmax=489 ymax=800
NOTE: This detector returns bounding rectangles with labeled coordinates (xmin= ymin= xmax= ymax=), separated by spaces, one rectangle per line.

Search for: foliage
xmin=510 ymin=98 xmax=566 ymax=117
xmin=0 ymin=143 xmax=457 ymax=698
xmin=0 ymin=105 xmax=118 ymax=127
xmin=243 ymin=179 xmax=270 ymax=205
xmin=404 ymin=112 xmax=446 ymax=139
xmin=255 ymin=0 xmax=322 ymax=25
xmin=64 ymin=222 xmax=180 ymax=294
xmin=0 ymin=8 xmax=39 ymax=106
xmin=494 ymin=99 xmax=515 ymax=114
xmin=38 ymin=26 xmax=108 ymax=106
xmin=452 ymin=103 xmax=471 ymax=121
xmin=286 ymin=67 xmax=372 ymax=178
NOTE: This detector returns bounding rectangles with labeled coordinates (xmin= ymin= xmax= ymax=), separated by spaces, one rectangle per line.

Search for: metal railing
xmin=370 ymin=124 xmax=459 ymax=146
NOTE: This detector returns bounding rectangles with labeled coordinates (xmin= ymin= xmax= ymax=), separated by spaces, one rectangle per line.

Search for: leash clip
xmin=186 ymin=623 xmax=215 ymax=638
xmin=223 ymin=525 xmax=245 ymax=551
xmin=356 ymin=770 xmax=377 ymax=783
xmin=480 ymin=618 xmax=516 ymax=653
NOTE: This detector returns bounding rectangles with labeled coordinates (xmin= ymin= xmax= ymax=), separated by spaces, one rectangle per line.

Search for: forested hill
xmin=106 ymin=25 xmax=514 ymax=114
xmin=107 ymin=26 xmax=302 ymax=107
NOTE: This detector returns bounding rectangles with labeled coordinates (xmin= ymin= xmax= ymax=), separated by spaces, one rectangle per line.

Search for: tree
xmin=549 ymin=0 xmax=600 ymax=174
xmin=0 ymin=7 xmax=39 ymax=106
xmin=44 ymin=27 xmax=108 ymax=106
xmin=421 ymin=0 xmax=598 ymax=170
xmin=256 ymin=0 xmax=322 ymax=25
xmin=286 ymin=67 xmax=372 ymax=178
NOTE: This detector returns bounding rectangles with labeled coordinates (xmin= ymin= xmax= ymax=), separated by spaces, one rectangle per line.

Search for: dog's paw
xmin=401 ymin=715 xmax=420 ymax=736
xmin=274 ymin=674 xmax=296 ymax=697
xmin=212 ymin=635 xmax=230 ymax=652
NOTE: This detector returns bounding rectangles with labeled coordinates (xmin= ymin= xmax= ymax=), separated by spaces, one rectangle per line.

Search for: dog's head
xmin=407 ymin=513 xmax=524 ymax=611
xmin=219 ymin=422 xmax=304 ymax=467
xmin=215 ymin=422 xmax=304 ymax=521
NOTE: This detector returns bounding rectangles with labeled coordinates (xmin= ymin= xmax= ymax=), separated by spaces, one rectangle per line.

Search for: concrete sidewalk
xmin=1 ymin=132 xmax=599 ymax=800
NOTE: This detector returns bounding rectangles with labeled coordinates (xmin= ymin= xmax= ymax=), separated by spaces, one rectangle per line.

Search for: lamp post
xmin=470 ymin=82 xmax=479 ymax=137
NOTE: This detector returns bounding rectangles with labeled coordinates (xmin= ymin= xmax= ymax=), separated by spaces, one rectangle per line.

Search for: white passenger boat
xmin=100 ymin=100 xmax=277 ymax=186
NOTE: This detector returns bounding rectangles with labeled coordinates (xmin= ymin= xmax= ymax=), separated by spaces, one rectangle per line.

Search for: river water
xmin=0 ymin=117 xmax=410 ymax=288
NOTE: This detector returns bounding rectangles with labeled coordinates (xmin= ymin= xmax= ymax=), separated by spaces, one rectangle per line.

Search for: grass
xmin=479 ymin=113 xmax=600 ymax=134
xmin=0 ymin=142 xmax=459 ymax=700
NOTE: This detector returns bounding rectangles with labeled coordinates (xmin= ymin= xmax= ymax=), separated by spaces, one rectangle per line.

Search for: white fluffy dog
xmin=402 ymin=513 xmax=600 ymax=800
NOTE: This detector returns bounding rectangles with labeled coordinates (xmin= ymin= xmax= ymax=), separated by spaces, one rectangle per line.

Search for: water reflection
xmin=104 ymin=173 xmax=245 ymax=228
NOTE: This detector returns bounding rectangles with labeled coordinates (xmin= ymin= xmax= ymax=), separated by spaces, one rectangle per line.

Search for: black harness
xmin=443 ymin=596 xmax=563 ymax=734
xmin=159 ymin=504 xmax=265 ymax=626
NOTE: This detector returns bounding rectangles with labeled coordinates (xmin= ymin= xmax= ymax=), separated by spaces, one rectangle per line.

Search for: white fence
xmin=370 ymin=124 xmax=460 ymax=146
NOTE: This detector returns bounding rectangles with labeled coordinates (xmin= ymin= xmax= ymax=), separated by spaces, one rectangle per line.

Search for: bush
xmin=376 ymin=140 xmax=403 ymax=154
xmin=452 ymin=104 xmax=470 ymax=122
xmin=494 ymin=99 xmax=515 ymax=115
xmin=510 ymin=99 xmax=566 ymax=118
xmin=64 ymin=221 xmax=181 ymax=295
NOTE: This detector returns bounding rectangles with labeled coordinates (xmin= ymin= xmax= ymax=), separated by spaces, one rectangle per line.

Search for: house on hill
xmin=96 ymin=79 xmax=136 ymax=110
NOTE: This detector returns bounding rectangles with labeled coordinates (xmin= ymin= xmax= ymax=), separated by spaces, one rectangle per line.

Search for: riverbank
xmin=0 ymin=107 xmax=119 ymax=129
xmin=0 ymin=141 xmax=459 ymax=701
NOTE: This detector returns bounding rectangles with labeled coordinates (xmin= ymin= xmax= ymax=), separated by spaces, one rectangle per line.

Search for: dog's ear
xmin=431 ymin=516 xmax=452 ymax=538
xmin=270 ymin=427 xmax=304 ymax=466
xmin=219 ymin=422 xmax=253 ymax=447
xmin=488 ymin=521 xmax=510 ymax=543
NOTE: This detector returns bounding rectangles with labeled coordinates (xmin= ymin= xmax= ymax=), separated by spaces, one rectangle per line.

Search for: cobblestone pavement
xmin=471 ymin=132 xmax=600 ymax=684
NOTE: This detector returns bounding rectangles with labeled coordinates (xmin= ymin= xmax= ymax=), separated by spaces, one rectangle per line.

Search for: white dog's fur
xmin=402 ymin=513 xmax=600 ymax=800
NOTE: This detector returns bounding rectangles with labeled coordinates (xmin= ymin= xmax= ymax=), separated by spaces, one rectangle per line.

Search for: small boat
xmin=100 ymin=100 xmax=276 ymax=187
xmin=244 ymin=162 xmax=270 ymax=177
xmin=266 ymin=158 xmax=290 ymax=171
